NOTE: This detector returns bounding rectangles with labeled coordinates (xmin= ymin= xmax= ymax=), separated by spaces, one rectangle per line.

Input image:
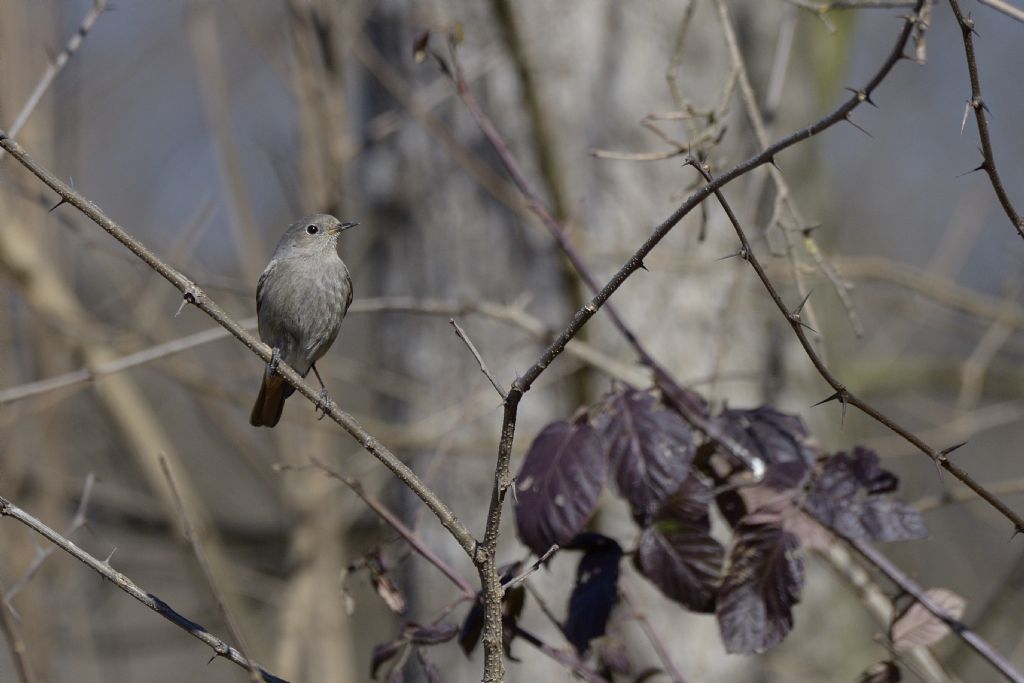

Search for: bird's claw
xmin=268 ymin=348 xmax=281 ymax=375
xmin=315 ymin=388 xmax=333 ymax=420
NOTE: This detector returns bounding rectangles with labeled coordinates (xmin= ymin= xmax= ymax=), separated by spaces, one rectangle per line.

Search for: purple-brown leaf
xmin=636 ymin=477 xmax=723 ymax=613
xmin=717 ymin=407 xmax=817 ymax=489
xmin=564 ymin=533 xmax=623 ymax=654
xmin=514 ymin=420 xmax=607 ymax=556
xmin=600 ymin=389 xmax=696 ymax=522
xmin=717 ymin=522 xmax=803 ymax=654
xmin=806 ymin=448 xmax=926 ymax=542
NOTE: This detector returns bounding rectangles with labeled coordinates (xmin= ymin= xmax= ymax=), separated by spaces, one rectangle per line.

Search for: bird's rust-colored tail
xmin=250 ymin=371 xmax=293 ymax=427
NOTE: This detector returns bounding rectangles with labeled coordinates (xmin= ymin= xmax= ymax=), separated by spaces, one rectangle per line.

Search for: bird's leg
xmin=268 ymin=347 xmax=281 ymax=374
xmin=311 ymin=363 xmax=332 ymax=419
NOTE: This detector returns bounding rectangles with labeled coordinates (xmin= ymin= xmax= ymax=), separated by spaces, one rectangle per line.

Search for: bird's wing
xmin=256 ymin=259 xmax=278 ymax=315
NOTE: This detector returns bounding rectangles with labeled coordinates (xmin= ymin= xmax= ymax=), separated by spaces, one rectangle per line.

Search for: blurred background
xmin=1 ymin=0 xmax=1023 ymax=681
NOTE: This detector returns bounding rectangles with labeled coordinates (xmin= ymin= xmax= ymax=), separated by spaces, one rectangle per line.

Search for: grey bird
xmin=250 ymin=214 xmax=357 ymax=427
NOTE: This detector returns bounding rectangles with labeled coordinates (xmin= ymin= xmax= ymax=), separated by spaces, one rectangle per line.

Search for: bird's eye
xmin=306 ymin=224 xmax=319 ymax=235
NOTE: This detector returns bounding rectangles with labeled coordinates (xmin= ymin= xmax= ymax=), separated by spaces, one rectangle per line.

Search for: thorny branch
xmin=947 ymin=0 xmax=1024 ymax=239
xmin=689 ymin=154 xmax=1024 ymax=528
xmin=422 ymin=3 xmax=955 ymax=678
xmin=159 ymin=456 xmax=262 ymax=683
xmin=0 ymin=130 xmax=477 ymax=560
xmin=0 ymin=492 xmax=287 ymax=683
xmin=0 ymin=0 xmax=108 ymax=162
xmin=692 ymin=160 xmax=1024 ymax=680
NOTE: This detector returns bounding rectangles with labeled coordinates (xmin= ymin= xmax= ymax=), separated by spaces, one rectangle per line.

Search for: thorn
xmin=510 ymin=478 xmax=519 ymax=505
xmin=940 ymin=441 xmax=968 ymax=457
xmin=792 ymin=288 xmax=815 ymax=317
xmin=812 ymin=390 xmax=843 ymax=407
xmin=103 ymin=547 xmax=117 ymax=566
xmin=957 ymin=161 xmax=987 ymax=178
xmin=637 ymin=260 xmax=648 ymax=272
xmin=716 ymin=248 xmax=745 ymax=261
xmin=797 ymin=319 xmax=818 ymax=334
xmin=175 ymin=288 xmax=199 ymax=317
xmin=207 ymin=654 xmax=217 ymax=665
xmin=48 ymin=197 xmax=67 ymax=213
xmin=768 ymin=155 xmax=780 ymax=170
xmin=844 ymin=114 xmax=873 ymax=138
xmin=844 ymin=87 xmax=877 ymax=108
xmin=961 ymin=100 xmax=971 ymax=136
xmin=812 ymin=390 xmax=848 ymax=424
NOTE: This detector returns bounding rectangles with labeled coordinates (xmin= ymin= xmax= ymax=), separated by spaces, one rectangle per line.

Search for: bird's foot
xmin=315 ymin=388 xmax=333 ymax=420
xmin=268 ymin=347 xmax=281 ymax=375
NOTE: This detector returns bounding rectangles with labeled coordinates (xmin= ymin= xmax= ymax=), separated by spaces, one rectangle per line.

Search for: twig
xmin=158 ymin=456 xmax=262 ymax=683
xmin=948 ymin=0 xmax=1024 ymax=239
xmin=436 ymin=6 xmax=925 ymax=670
xmin=0 ymin=492 xmax=287 ymax=683
xmin=0 ymin=130 xmax=477 ymax=561
xmin=687 ymin=154 xmax=1024 ymax=529
xmin=450 ymin=318 xmax=507 ymax=400
xmin=508 ymin=624 xmax=609 ymax=683
xmin=0 ymin=298 xmax=646 ymax=407
xmin=299 ymin=458 xmax=477 ymax=597
xmin=0 ymin=0 xmax=107 ymax=161
xmin=621 ymin=584 xmax=688 ymax=683
xmin=500 ymin=545 xmax=558 ymax=590
xmin=850 ymin=538 xmax=1024 ymax=683
xmin=4 ymin=473 xmax=95 ymax=605
xmin=0 ymin=579 xmax=36 ymax=683
xmin=977 ymin=0 xmax=1024 ymax=22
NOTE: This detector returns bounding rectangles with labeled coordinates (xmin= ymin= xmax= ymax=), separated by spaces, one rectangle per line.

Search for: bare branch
xmin=450 ymin=318 xmax=507 ymax=400
xmin=299 ymin=458 xmax=477 ymax=598
xmin=4 ymin=474 xmax=95 ymax=605
xmin=687 ymin=155 xmax=1024 ymax=531
xmin=0 ymin=129 xmax=478 ymax=561
xmin=159 ymin=455 xmax=262 ymax=683
xmin=977 ymin=0 xmax=1024 ymax=22
xmin=0 ymin=578 xmax=36 ymax=683
xmin=0 ymin=492 xmax=287 ymax=683
xmin=0 ymin=0 xmax=108 ymax=160
xmin=948 ymin=0 xmax=1024 ymax=238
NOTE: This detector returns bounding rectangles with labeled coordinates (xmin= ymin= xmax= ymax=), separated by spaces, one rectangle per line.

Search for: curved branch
xmin=948 ymin=0 xmax=1024 ymax=239
xmin=0 ymin=130 xmax=477 ymax=561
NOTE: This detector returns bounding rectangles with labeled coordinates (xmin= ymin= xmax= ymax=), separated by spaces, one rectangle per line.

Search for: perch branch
xmin=0 ymin=129 xmax=477 ymax=561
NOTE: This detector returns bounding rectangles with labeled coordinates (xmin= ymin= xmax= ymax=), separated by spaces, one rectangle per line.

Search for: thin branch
xmin=0 ymin=579 xmax=36 ymax=683
xmin=436 ymin=7 xmax=925 ymax=672
xmin=450 ymin=318 xmax=507 ymax=400
xmin=621 ymin=584 xmax=688 ymax=683
xmin=0 ymin=492 xmax=288 ymax=683
xmin=0 ymin=129 xmax=478 ymax=561
xmin=300 ymin=458 xmax=477 ymax=598
xmin=159 ymin=455 xmax=262 ymax=683
xmin=850 ymin=538 xmax=1024 ymax=683
xmin=687 ymin=156 xmax=1024 ymax=529
xmin=500 ymin=545 xmax=558 ymax=590
xmin=948 ymin=0 xmax=1024 ymax=238
xmin=0 ymin=0 xmax=107 ymax=161
xmin=977 ymin=0 xmax=1024 ymax=22
xmin=0 ymin=297 xmax=646 ymax=407
xmin=4 ymin=474 xmax=95 ymax=605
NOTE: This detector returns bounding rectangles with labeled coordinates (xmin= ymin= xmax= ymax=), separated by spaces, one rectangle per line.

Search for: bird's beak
xmin=330 ymin=221 xmax=359 ymax=235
